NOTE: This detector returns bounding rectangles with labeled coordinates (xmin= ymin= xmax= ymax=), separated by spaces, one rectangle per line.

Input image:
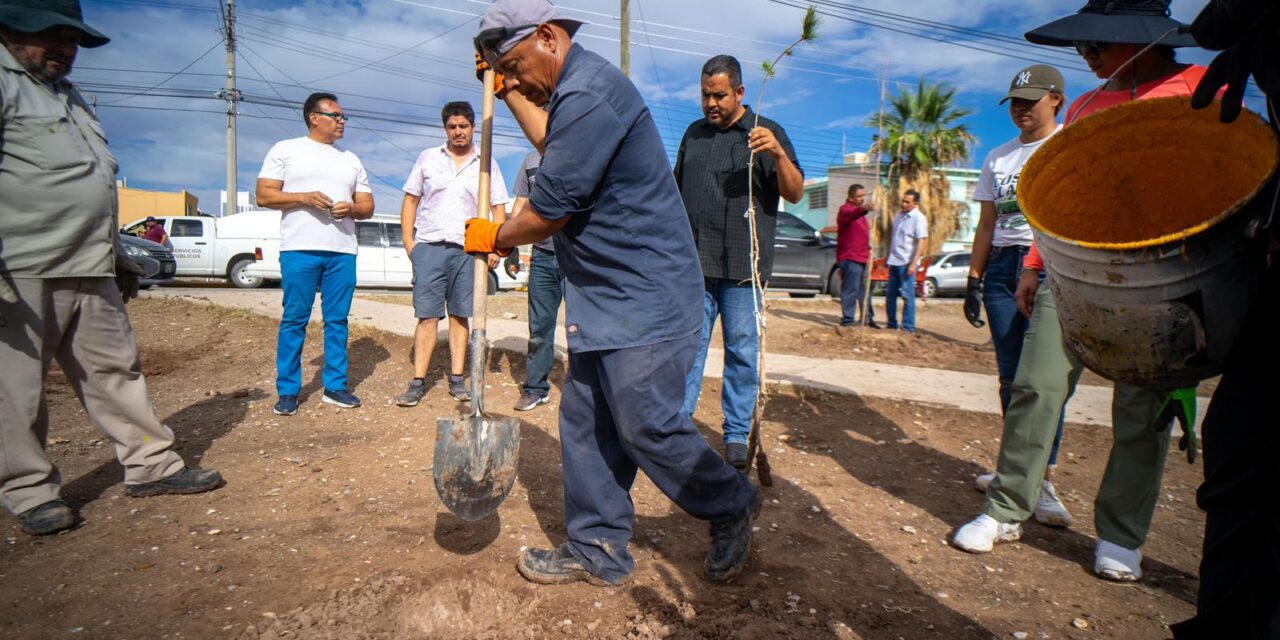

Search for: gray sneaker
xmin=514 ymin=392 xmax=550 ymax=411
xmin=396 ymin=379 xmax=428 ymax=407
xmin=448 ymin=375 xmax=471 ymax=402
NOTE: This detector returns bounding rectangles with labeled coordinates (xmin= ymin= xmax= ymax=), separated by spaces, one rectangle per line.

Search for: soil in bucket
xmin=1017 ymin=96 xmax=1278 ymax=249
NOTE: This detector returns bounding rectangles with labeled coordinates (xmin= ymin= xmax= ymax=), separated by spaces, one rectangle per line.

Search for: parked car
xmin=772 ymin=212 xmax=840 ymax=298
xmin=869 ymin=256 xmax=933 ymax=297
xmin=245 ymin=215 xmax=529 ymax=293
xmin=118 ymin=233 xmax=177 ymax=288
xmin=923 ymin=251 xmax=972 ymax=298
xmin=121 ymin=210 xmax=280 ymax=288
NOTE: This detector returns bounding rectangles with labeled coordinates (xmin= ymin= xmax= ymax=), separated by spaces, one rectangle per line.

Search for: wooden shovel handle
xmin=471 ymin=69 xmax=496 ymax=331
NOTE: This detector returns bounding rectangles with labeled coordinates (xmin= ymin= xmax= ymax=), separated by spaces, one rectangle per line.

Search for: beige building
xmin=116 ymin=179 xmax=199 ymax=227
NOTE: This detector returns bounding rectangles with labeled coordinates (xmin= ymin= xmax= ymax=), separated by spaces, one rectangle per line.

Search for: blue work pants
xmin=884 ymin=264 xmax=917 ymax=333
xmin=560 ymin=332 xmax=758 ymax=583
xmin=276 ymin=250 xmax=356 ymax=396
xmin=681 ymin=278 xmax=760 ymax=446
xmin=837 ymin=260 xmax=867 ymax=326
xmin=983 ymin=245 xmax=1064 ymax=465
xmin=523 ymin=248 xmax=563 ymax=398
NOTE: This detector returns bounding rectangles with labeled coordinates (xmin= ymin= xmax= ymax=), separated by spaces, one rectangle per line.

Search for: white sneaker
xmin=1094 ymin=539 xmax=1142 ymax=581
xmin=1033 ymin=481 xmax=1073 ymax=528
xmin=974 ymin=471 xmax=995 ymax=493
xmin=952 ymin=514 xmax=1022 ymax=553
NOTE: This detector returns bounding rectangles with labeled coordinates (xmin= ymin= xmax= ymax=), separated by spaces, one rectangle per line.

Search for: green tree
xmin=865 ymin=79 xmax=976 ymax=255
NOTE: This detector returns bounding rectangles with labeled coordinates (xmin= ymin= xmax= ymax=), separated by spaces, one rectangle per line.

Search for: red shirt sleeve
xmin=1023 ymin=242 xmax=1044 ymax=271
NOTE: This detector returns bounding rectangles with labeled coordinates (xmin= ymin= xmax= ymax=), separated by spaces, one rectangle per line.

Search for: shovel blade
xmin=433 ymin=415 xmax=520 ymax=521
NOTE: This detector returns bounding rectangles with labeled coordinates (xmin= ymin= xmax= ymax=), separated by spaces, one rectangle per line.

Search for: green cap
xmin=0 ymin=0 xmax=109 ymax=48
xmin=999 ymin=64 xmax=1065 ymax=105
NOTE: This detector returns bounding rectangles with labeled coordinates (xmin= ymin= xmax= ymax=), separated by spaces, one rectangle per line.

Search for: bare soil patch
xmin=0 ymin=298 xmax=1205 ymax=639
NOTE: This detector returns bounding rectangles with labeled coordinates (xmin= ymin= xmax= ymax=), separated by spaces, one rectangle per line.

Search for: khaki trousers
xmin=986 ymin=285 xmax=1172 ymax=549
xmin=0 ymin=277 xmax=183 ymax=515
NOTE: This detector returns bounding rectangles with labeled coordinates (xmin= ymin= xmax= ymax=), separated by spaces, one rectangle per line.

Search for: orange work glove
xmin=474 ymin=53 xmax=509 ymax=99
xmin=464 ymin=218 xmax=510 ymax=257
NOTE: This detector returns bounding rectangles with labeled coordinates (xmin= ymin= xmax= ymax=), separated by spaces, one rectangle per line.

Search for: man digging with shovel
xmin=467 ymin=0 xmax=761 ymax=586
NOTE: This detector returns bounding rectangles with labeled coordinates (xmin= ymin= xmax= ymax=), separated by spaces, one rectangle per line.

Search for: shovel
xmin=433 ymin=68 xmax=520 ymax=521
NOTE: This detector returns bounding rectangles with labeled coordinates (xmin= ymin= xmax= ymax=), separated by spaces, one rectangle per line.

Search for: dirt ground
xmin=361 ymin=292 xmax=1130 ymax=389
xmin=0 ymin=298 xmax=1207 ymax=640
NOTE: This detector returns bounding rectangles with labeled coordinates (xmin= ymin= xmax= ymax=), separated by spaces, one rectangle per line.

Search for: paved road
xmin=145 ymin=286 xmax=1207 ymax=429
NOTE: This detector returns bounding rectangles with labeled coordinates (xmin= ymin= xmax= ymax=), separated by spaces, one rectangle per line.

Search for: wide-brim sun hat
xmin=1025 ymin=0 xmax=1197 ymax=48
xmin=0 ymin=0 xmax=109 ymax=48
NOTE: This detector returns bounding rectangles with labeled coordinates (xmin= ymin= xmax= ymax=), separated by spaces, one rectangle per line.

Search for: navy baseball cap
xmin=475 ymin=0 xmax=585 ymax=62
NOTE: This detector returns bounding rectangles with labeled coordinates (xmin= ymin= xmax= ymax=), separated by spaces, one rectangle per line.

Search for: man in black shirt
xmin=674 ymin=54 xmax=803 ymax=469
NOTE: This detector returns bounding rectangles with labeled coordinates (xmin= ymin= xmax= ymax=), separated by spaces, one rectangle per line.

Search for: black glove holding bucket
xmin=963 ymin=276 xmax=985 ymax=328
xmin=1190 ymin=0 xmax=1280 ymax=122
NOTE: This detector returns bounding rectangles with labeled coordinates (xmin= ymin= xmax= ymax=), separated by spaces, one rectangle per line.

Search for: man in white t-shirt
xmin=395 ymin=101 xmax=508 ymax=407
xmin=884 ymin=190 xmax=928 ymax=333
xmin=255 ymin=92 xmax=374 ymax=416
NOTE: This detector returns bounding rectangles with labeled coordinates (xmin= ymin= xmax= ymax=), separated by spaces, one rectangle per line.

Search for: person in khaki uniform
xmin=0 ymin=0 xmax=223 ymax=536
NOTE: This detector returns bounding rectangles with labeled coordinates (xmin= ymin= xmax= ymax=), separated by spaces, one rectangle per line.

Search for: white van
xmin=244 ymin=214 xmax=528 ymax=292
xmin=121 ymin=210 xmax=280 ymax=288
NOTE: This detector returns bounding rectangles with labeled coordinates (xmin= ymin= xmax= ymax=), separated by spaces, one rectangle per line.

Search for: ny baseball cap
xmin=475 ymin=0 xmax=585 ymax=62
xmin=999 ymin=64 xmax=1066 ymax=104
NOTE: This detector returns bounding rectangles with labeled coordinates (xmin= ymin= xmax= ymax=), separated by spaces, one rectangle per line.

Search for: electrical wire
xmin=97 ymin=40 xmax=223 ymax=105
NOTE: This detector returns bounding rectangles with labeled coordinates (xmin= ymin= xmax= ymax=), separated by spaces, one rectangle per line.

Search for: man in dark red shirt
xmin=141 ymin=217 xmax=167 ymax=245
xmin=835 ymin=184 xmax=876 ymax=327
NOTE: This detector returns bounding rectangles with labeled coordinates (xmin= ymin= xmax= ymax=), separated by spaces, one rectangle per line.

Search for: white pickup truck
xmin=245 ymin=213 xmax=528 ymax=292
xmin=121 ymin=210 xmax=281 ymax=288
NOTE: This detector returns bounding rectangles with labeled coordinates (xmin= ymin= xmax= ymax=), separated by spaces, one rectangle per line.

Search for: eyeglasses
xmin=313 ymin=111 xmax=349 ymax=123
xmin=473 ymin=23 xmax=539 ymax=63
xmin=1073 ymin=41 xmax=1109 ymax=56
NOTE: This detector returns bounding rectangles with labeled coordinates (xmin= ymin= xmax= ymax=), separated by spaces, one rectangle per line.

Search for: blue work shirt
xmin=529 ymin=43 xmax=703 ymax=353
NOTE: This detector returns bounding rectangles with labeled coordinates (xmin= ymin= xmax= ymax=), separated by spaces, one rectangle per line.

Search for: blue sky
xmin=75 ymin=0 xmax=1253 ymax=215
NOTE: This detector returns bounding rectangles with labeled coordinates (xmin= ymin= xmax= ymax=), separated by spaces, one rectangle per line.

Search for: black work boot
xmin=126 ymin=467 xmax=224 ymax=497
xmin=517 ymin=543 xmax=622 ymax=586
xmin=18 ymin=499 xmax=77 ymax=536
xmin=724 ymin=442 xmax=749 ymax=471
xmin=704 ymin=490 xmax=763 ymax=582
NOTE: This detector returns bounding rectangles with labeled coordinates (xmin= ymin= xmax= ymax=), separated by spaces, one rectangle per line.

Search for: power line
xmin=300 ymin=15 xmax=479 ymax=85
xmin=97 ymin=40 xmax=222 ymax=105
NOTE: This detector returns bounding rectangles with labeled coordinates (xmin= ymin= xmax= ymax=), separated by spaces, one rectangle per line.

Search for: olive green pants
xmin=986 ymin=285 xmax=1172 ymax=550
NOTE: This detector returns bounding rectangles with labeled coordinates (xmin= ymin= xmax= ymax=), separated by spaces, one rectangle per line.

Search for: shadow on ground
xmin=511 ymin=402 xmax=995 ymax=639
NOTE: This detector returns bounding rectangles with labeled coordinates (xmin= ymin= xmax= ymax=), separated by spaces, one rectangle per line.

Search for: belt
xmin=990 ymin=244 xmax=1031 ymax=255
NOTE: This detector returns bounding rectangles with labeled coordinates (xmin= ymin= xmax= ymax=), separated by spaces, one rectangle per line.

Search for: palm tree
xmin=865 ymin=79 xmax=976 ymax=256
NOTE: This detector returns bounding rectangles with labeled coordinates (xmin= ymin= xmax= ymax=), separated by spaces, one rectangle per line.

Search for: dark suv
xmin=771 ymin=212 xmax=839 ymax=298
xmin=119 ymin=233 xmax=177 ymax=288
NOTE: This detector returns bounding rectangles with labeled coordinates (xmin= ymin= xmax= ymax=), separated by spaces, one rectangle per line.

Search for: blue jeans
xmin=524 ymin=248 xmax=563 ymax=398
xmin=837 ymin=260 xmax=867 ymax=326
xmin=682 ymin=279 xmax=760 ymax=446
xmin=560 ymin=332 xmax=758 ymax=583
xmin=884 ymin=264 xmax=917 ymax=333
xmin=276 ymin=250 xmax=356 ymax=396
xmin=983 ymin=245 xmax=1064 ymax=465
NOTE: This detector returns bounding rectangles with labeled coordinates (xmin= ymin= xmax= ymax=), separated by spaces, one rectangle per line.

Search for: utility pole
xmin=219 ymin=0 xmax=239 ymax=217
xmin=619 ymin=0 xmax=630 ymax=77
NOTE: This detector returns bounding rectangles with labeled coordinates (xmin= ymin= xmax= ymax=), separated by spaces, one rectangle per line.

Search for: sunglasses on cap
xmin=1073 ymin=41 xmax=1110 ymax=56
xmin=474 ymin=23 xmax=540 ymax=63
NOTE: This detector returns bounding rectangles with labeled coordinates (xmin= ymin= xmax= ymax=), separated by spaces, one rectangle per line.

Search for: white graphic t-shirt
xmin=973 ymin=125 xmax=1060 ymax=247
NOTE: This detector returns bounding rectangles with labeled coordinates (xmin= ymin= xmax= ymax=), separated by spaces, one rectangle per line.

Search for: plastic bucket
xmin=1018 ymin=97 xmax=1278 ymax=388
